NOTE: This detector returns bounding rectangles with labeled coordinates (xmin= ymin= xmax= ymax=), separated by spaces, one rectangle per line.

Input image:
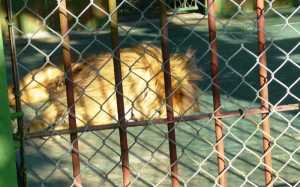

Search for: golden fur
xmin=8 ymin=44 xmax=201 ymax=132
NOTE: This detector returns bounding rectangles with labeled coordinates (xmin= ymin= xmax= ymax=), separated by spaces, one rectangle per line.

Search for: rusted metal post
xmin=108 ymin=0 xmax=130 ymax=186
xmin=57 ymin=0 xmax=81 ymax=186
xmin=159 ymin=1 xmax=179 ymax=187
xmin=4 ymin=0 xmax=27 ymax=186
xmin=207 ymin=0 xmax=227 ymax=186
xmin=256 ymin=0 xmax=273 ymax=186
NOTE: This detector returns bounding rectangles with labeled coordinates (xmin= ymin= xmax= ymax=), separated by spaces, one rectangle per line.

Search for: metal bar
xmin=159 ymin=1 xmax=179 ymax=186
xmin=25 ymin=103 xmax=300 ymax=139
xmin=0 ymin=17 xmax=19 ymax=187
xmin=108 ymin=0 xmax=130 ymax=186
xmin=4 ymin=0 xmax=27 ymax=186
xmin=256 ymin=0 xmax=273 ymax=186
xmin=207 ymin=0 xmax=227 ymax=186
xmin=57 ymin=1 xmax=81 ymax=186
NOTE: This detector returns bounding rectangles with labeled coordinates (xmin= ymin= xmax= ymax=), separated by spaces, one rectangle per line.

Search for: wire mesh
xmin=2 ymin=0 xmax=300 ymax=186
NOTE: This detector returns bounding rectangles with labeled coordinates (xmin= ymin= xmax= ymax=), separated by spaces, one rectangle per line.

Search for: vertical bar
xmin=206 ymin=0 xmax=227 ymax=186
xmin=256 ymin=1 xmax=273 ymax=186
xmin=108 ymin=1 xmax=130 ymax=186
xmin=159 ymin=1 xmax=179 ymax=187
xmin=57 ymin=1 xmax=81 ymax=186
xmin=4 ymin=0 xmax=27 ymax=186
xmin=0 ymin=19 xmax=18 ymax=187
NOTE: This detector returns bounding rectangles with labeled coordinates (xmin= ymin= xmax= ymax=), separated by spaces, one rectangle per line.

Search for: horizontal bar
xmin=25 ymin=103 xmax=300 ymax=139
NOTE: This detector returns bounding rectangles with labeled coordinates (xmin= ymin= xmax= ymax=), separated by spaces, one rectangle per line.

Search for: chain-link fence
xmin=2 ymin=0 xmax=300 ymax=186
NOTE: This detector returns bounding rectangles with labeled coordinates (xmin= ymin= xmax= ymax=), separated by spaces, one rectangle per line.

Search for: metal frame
xmin=24 ymin=103 xmax=300 ymax=139
xmin=256 ymin=0 xmax=273 ymax=186
xmin=160 ymin=1 xmax=179 ymax=186
xmin=108 ymin=0 xmax=131 ymax=186
xmin=57 ymin=0 xmax=82 ymax=186
xmin=206 ymin=0 xmax=227 ymax=185
xmin=3 ymin=0 xmax=299 ymax=186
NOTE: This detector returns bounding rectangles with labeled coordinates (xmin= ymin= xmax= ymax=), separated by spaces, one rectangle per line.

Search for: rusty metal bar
xmin=256 ymin=0 xmax=273 ymax=186
xmin=159 ymin=1 xmax=179 ymax=186
xmin=25 ymin=103 xmax=300 ymax=139
xmin=108 ymin=0 xmax=130 ymax=186
xmin=4 ymin=0 xmax=27 ymax=186
xmin=207 ymin=0 xmax=227 ymax=186
xmin=57 ymin=0 xmax=81 ymax=186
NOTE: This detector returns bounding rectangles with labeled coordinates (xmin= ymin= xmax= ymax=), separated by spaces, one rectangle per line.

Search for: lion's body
xmin=8 ymin=45 xmax=201 ymax=132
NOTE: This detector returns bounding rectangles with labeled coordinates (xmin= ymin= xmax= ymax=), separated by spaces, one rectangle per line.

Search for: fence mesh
xmin=3 ymin=0 xmax=300 ymax=186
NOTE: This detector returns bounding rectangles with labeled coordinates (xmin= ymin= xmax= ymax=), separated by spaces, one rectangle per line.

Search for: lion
xmin=8 ymin=44 xmax=201 ymax=133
